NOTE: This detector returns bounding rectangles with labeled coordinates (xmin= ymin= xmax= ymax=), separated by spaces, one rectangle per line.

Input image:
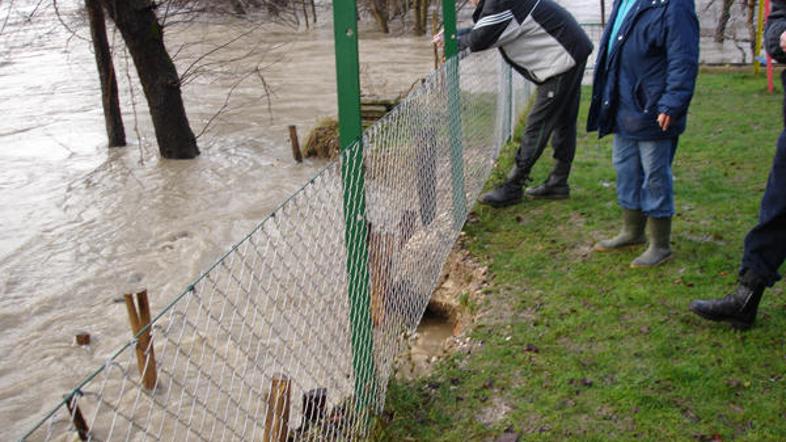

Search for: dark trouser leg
xmin=549 ymin=61 xmax=584 ymax=167
xmin=740 ymin=130 xmax=786 ymax=286
xmin=479 ymin=62 xmax=584 ymax=208
xmin=515 ymin=62 xmax=584 ymax=173
xmin=525 ymin=61 xmax=585 ymax=199
xmin=690 ymin=129 xmax=786 ymax=330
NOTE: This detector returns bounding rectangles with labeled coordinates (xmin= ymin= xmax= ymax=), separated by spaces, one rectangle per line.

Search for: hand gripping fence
xmin=20 ymin=49 xmax=533 ymax=441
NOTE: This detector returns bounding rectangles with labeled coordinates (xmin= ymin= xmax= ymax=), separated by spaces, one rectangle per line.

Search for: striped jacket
xmin=458 ymin=0 xmax=593 ymax=84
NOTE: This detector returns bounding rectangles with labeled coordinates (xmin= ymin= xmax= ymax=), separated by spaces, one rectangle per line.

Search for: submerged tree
xmin=413 ymin=0 xmax=430 ymax=36
xmin=367 ymin=0 xmax=390 ymax=33
xmin=98 ymin=0 xmax=199 ymax=159
xmin=0 ymin=0 xmax=336 ymax=160
xmin=362 ymin=0 xmax=433 ymax=36
xmin=85 ymin=0 xmax=126 ymax=148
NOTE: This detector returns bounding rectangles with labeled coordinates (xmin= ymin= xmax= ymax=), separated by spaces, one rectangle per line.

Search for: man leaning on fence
xmin=436 ymin=0 xmax=593 ymax=207
xmin=689 ymin=1 xmax=786 ymax=330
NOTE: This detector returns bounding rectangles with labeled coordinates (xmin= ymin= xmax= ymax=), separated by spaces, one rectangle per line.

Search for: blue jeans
xmin=612 ymin=136 xmax=678 ymax=218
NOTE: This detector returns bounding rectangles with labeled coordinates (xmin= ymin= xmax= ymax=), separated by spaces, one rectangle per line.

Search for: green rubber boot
xmin=631 ymin=217 xmax=673 ymax=268
xmin=593 ymin=209 xmax=646 ymax=252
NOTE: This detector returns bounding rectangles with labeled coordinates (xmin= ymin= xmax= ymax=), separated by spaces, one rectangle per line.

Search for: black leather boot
xmin=479 ymin=166 xmax=529 ymax=208
xmin=689 ymin=271 xmax=767 ymax=330
xmin=525 ymin=160 xmax=571 ymax=199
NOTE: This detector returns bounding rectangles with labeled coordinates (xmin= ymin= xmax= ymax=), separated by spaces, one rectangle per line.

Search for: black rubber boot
xmin=479 ymin=166 xmax=529 ymax=208
xmin=525 ymin=160 xmax=571 ymax=199
xmin=593 ymin=209 xmax=647 ymax=252
xmin=689 ymin=271 xmax=767 ymax=330
xmin=630 ymin=217 xmax=673 ymax=268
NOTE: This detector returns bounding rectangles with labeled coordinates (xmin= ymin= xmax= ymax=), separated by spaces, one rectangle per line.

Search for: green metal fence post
xmin=442 ymin=0 xmax=467 ymax=228
xmin=332 ymin=0 xmax=376 ymax=422
xmin=442 ymin=0 xmax=458 ymax=59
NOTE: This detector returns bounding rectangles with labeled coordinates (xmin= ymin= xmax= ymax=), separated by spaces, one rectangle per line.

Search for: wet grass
xmin=379 ymin=72 xmax=786 ymax=441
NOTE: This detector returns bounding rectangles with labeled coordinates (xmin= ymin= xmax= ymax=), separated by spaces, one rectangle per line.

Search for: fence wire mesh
xmin=21 ymin=49 xmax=532 ymax=441
xmin=580 ymin=23 xmax=605 ymax=80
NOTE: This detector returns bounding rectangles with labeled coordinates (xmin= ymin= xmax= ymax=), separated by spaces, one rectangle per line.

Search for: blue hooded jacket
xmin=587 ymin=0 xmax=699 ymax=140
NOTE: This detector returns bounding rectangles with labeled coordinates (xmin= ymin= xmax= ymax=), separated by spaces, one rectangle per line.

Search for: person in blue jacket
xmin=588 ymin=0 xmax=699 ymax=268
xmin=689 ymin=1 xmax=786 ymax=330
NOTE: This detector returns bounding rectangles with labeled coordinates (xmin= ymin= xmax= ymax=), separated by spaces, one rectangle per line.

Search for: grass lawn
xmin=379 ymin=71 xmax=786 ymax=441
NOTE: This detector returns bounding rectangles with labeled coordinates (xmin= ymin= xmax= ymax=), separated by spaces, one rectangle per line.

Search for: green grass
xmin=379 ymin=71 xmax=786 ymax=441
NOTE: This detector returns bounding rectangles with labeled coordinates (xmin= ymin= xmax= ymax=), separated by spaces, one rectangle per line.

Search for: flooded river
xmin=0 ymin=0 xmax=757 ymax=438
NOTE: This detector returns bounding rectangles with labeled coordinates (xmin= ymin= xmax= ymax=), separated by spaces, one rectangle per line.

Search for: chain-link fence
xmin=20 ymin=48 xmax=531 ymax=441
xmin=581 ymin=23 xmax=605 ymax=81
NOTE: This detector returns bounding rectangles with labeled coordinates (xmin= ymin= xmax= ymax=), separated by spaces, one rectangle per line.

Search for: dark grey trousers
xmin=739 ymin=70 xmax=786 ymax=287
xmin=515 ymin=60 xmax=586 ymax=174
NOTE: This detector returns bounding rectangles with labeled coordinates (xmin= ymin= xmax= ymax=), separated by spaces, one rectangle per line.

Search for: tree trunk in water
xmin=399 ymin=0 xmax=408 ymax=28
xmin=302 ymin=0 xmax=310 ymax=29
xmin=413 ymin=0 xmax=425 ymax=36
xmin=99 ymin=0 xmax=199 ymax=159
xmin=230 ymin=0 xmax=247 ymax=15
xmin=85 ymin=0 xmax=126 ymax=147
xmin=370 ymin=0 xmax=389 ymax=33
xmin=431 ymin=9 xmax=440 ymax=67
xmin=417 ymin=0 xmax=431 ymax=35
xmin=715 ymin=0 xmax=734 ymax=43
xmin=266 ymin=0 xmax=289 ymax=17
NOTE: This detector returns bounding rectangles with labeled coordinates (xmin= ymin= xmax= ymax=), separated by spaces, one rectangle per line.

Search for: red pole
xmin=767 ymin=0 xmax=774 ymax=94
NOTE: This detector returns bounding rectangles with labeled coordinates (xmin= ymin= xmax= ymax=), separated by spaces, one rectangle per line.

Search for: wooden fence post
xmin=65 ymin=394 xmax=90 ymax=441
xmin=264 ymin=374 xmax=292 ymax=442
xmin=289 ymin=125 xmax=303 ymax=163
xmin=124 ymin=290 xmax=158 ymax=391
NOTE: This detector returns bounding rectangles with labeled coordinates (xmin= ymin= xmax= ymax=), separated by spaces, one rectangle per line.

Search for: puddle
xmin=395 ymin=242 xmax=487 ymax=380
xmin=397 ymin=307 xmax=457 ymax=379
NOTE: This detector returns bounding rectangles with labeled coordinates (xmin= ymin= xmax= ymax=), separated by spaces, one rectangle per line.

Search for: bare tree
xmin=85 ymin=0 xmax=125 ymax=147
xmin=369 ymin=0 xmax=390 ymax=33
xmin=359 ymin=0 xmax=437 ymax=36
xmin=97 ymin=0 xmax=199 ymax=159
xmin=413 ymin=0 xmax=429 ymax=36
xmin=704 ymin=0 xmax=758 ymax=61
xmin=0 ymin=0 xmax=344 ymax=161
xmin=744 ymin=0 xmax=757 ymax=58
xmin=714 ymin=0 xmax=735 ymax=43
